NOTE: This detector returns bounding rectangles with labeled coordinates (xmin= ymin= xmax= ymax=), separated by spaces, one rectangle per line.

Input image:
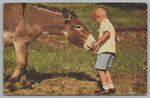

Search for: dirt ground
xmin=3 ymin=72 xmax=147 ymax=95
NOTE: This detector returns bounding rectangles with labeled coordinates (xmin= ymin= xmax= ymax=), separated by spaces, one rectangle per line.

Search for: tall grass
xmin=26 ymin=36 xmax=97 ymax=74
xmin=3 ymin=32 xmax=147 ymax=80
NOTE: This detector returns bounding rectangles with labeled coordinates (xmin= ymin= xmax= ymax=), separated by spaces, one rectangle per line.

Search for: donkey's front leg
xmin=7 ymin=39 xmax=29 ymax=91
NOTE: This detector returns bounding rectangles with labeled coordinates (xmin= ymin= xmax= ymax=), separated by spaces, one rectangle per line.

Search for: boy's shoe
xmin=95 ymin=89 xmax=109 ymax=94
xmin=109 ymin=88 xmax=116 ymax=93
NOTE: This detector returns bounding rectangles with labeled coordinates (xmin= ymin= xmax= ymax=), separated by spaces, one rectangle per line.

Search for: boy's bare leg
xmin=106 ymin=70 xmax=112 ymax=81
xmin=98 ymin=70 xmax=109 ymax=90
xmin=99 ymin=70 xmax=107 ymax=83
xmin=106 ymin=70 xmax=115 ymax=89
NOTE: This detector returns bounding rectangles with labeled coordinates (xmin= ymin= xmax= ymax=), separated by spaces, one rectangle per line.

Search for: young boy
xmin=92 ymin=7 xmax=116 ymax=94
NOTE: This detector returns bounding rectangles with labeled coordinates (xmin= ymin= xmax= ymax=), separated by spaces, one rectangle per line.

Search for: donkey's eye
xmin=76 ymin=26 xmax=81 ymax=28
xmin=75 ymin=25 xmax=83 ymax=30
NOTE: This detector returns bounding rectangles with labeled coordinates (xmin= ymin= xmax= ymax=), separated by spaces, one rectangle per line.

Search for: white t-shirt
xmin=97 ymin=19 xmax=116 ymax=54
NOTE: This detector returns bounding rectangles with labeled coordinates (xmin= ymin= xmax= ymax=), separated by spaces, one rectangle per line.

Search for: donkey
xmin=4 ymin=3 xmax=96 ymax=91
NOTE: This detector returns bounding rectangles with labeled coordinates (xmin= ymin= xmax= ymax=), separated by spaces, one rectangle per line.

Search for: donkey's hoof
xmin=21 ymin=82 xmax=32 ymax=89
xmin=7 ymin=84 xmax=16 ymax=92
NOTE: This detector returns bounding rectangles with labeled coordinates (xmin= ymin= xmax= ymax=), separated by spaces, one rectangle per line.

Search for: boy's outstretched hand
xmin=92 ymin=42 xmax=98 ymax=54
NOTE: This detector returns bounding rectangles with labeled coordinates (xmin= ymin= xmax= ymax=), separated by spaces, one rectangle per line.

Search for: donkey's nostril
xmin=86 ymin=45 xmax=93 ymax=51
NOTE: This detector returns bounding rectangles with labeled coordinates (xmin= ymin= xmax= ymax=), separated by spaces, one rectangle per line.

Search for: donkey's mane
xmin=30 ymin=3 xmax=63 ymax=13
xmin=29 ymin=3 xmax=77 ymax=18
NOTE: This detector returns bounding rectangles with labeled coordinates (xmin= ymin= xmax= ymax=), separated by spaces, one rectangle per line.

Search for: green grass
xmin=3 ymin=31 xmax=147 ymax=79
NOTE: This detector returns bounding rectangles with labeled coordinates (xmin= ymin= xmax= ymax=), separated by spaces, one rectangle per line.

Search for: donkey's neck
xmin=25 ymin=5 xmax=66 ymax=35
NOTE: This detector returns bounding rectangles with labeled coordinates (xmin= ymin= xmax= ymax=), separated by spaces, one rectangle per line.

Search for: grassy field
xmin=3 ymin=3 xmax=147 ymax=95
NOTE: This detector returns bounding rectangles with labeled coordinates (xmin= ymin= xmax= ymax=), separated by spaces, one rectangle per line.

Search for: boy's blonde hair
xmin=93 ymin=7 xmax=108 ymax=18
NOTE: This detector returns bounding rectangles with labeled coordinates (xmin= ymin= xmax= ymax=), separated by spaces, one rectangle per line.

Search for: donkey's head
xmin=62 ymin=9 xmax=96 ymax=51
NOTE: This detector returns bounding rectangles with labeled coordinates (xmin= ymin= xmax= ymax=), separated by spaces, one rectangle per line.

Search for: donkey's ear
xmin=62 ymin=8 xmax=71 ymax=19
xmin=71 ymin=11 xmax=77 ymax=18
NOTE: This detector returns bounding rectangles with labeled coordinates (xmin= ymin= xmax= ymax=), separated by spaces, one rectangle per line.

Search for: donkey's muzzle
xmin=84 ymin=34 xmax=96 ymax=51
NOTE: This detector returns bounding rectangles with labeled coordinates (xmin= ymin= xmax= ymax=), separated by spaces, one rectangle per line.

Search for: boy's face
xmin=94 ymin=13 xmax=103 ymax=24
xmin=93 ymin=8 xmax=107 ymax=24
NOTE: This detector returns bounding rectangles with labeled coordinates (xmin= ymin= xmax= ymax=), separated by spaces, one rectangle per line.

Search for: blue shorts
xmin=95 ymin=53 xmax=115 ymax=70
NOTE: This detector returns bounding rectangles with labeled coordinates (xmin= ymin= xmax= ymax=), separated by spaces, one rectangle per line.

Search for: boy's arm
xmin=92 ymin=31 xmax=110 ymax=50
